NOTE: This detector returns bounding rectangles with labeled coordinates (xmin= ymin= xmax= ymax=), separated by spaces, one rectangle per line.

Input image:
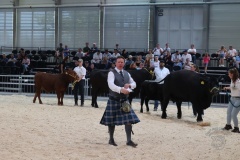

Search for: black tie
xmin=120 ymin=71 xmax=124 ymax=78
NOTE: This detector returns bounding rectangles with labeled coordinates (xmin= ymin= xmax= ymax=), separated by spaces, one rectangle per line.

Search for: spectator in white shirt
xmin=153 ymin=43 xmax=163 ymax=58
xmin=226 ymin=45 xmax=238 ymax=67
xmin=75 ymin=48 xmax=84 ymax=59
xmin=187 ymin=44 xmax=197 ymax=64
xmin=110 ymin=49 xmax=121 ymax=62
xmin=162 ymin=43 xmax=171 ymax=57
xmin=182 ymin=50 xmax=192 ymax=64
xmin=91 ymin=50 xmax=102 ymax=64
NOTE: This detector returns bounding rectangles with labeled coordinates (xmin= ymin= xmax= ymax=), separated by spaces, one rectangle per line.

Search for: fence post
xmin=18 ymin=75 xmax=22 ymax=93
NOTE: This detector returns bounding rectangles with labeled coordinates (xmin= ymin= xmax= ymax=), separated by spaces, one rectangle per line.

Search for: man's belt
xmin=109 ymin=96 xmax=127 ymax=102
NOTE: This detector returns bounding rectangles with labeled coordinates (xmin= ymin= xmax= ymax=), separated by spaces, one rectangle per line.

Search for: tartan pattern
xmin=100 ymin=99 xmax=140 ymax=126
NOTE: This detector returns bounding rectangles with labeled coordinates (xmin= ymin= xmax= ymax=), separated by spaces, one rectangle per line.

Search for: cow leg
xmin=196 ymin=109 xmax=204 ymax=122
xmin=176 ymin=101 xmax=182 ymax=119
xmin=161 ymin=98 xmax=169 ymax=119
xmin=140 ymin=96 xmax=144 ymax=113
xmin=145 ymin=98 xmax=149 ymax=112
xmin=60 ymin=92 xmax=64 ymax=105
xmin=57 ymin=92 xmax=61 ymax=105
xmin=37 ymin=91 xmax=42 ymax=104
xmin=33 ymin=92 xmax=37 ymax=103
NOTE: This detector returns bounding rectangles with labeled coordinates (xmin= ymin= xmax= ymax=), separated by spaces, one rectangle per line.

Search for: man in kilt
xmin=100 ymin=56 xmax=140 ymax=147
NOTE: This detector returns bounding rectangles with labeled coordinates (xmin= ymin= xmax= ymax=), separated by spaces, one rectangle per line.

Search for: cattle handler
xmin=73 ymin=59 xmax=86 ymax=106
xmin=100 ymin=56 xmax=140 ymax=147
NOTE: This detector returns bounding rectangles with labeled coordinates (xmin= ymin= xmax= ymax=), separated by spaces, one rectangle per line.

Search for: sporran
xmin=121 ymin=101 xmax=131 ymax=112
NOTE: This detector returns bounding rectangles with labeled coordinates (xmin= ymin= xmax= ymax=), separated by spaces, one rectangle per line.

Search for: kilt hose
xmin=100 ymin=99 xmax=140 ymax=126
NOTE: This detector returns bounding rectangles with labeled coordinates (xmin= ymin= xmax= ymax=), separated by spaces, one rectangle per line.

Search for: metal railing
xmin=0 ymin=74 xmax=230 ymax=105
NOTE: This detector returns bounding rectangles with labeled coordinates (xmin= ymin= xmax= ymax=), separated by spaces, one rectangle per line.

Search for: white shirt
xmin=181 ymin=53 xmax=192 ymax=63
xmin=171 ymin=53 xmax=182 ymax=62
xmin=154 ymin=67 xmax=170 ymax=84
xmin=74 ymin=66 xmax=86 ymax=80
xmin=111 ymin=53 xmax=121 ymax=59
xmin=230 ymin=79 xmax=240 ymax=97
xmin=153 ymin=48 xmax=163 ymax=56
xmin=188 ymin=48 xmax=197 ymax=54
xmin=102 ymin=52 xmax=112 ymax=59
xmin=107 ymin=68 xmax=136 ymax=94
xmin=152 ymin=60 xmax=160 ymax=68
xmin=92 ymin=52 xmax=102 ymax=63
xmin=228 ymin=49 xmax=237 ymax=57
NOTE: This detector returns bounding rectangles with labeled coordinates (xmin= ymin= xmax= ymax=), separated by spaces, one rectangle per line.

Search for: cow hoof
xmin=197 ymin=119 xmax=203 ymax=122
xmin=161 ymin=113 xmax=167 ymax=119
xmin=140 ymin=110 xmax=143 ymax=113
xmin=177 ymin=113 xmax=182 ymax=119
xmin=94 ymin=106 xmax=99 ymax=108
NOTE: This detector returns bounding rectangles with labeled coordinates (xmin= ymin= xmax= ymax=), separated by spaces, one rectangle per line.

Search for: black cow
xmin=161 ymin=70 xmax=219 ymax=122
xmin=90 ymin=68 xmax=154 ymax=108
xmin=140 ymin=81 xmax=164 ymax=113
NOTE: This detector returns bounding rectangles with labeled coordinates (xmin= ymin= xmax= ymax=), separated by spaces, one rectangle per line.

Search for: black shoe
xmin=109 ymin=139 xmax=117 ymax=146
xmin=74 ymin=103 xmax=78 ymax=106
xmin=231 ymin=127 xmax=240 ymax=133
xmin=126 ymin=141 xmax=138 ymax=148
xmin=80 ymin=103 xmax=84 ymax=107
xmin=223 ymin=124 xmax=232 ymax=130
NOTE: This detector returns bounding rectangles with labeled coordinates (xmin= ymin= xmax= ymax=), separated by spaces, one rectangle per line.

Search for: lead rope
xmin=226 ymin=92 xmax=240 ymax=108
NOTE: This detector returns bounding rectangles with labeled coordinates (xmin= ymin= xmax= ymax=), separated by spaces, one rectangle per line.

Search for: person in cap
xmin=153 ymin=60 xmax=170 ymax=111
xmin=100 ymin=56 xmax=140 ymax=147
xmin=73 ymin=59 xmax=86 ymax=106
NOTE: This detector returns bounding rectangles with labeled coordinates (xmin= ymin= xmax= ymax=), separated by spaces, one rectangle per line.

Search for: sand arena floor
xmin=0 ymin=94 xmax=240 ymax=160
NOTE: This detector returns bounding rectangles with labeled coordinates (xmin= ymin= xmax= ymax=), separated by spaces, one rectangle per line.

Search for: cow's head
xmin=143 ymin=67 xmax=155 ymax=80
xmin=201 ymin=75 xmax=220 ymax=96
xmin=64 ymin=69 xmax=79 ymax=86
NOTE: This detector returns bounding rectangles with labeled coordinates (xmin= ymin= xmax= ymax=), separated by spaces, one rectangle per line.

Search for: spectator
xmin=121 ymin=49 xmax=128 ymax=59
xmin=63 ymin=45 xmax=70 ymax=58
xmin=216 ymin=45 xmax=227 ymax=67
xmin=102 ymin=49 xmax=112 ymax=60
xmin=202 ymin=52 xmax=210 ymax=73
xmin=75 ymin=48 xmax=84 ymax=59
xmin=162 ymin=43 xmax=171 ymax=58
xmin=55 ymin=43 xmax=64 ymax=63
xmin=188 ymin=44 xmax=197 ymax=64
xmin=59 ymin=57 xmax=68 ymax=74
xmin=171 ymin=51 xmax=182 ymax=69
xmin=144 ymin=56 xmax=152 ymax=68
xmin=110 ymin=49 xmax=120 ymax=62
xmin=153 ymin=43 xmax=163 ymax=58
xmin=164 ymin=50 xmax=172 ymax=67
xmin=91 ymin=43 xmax=98 ymax=54
xmin=152 ymin=55 xmax=160 ymax=68
xmin=91 ymin=50 xmax=102 ymax=64
xmin=83 ymin=42 xmax=91 ymax=54
xmin=181 ymin=50 xmax=192 ymax=64
xmin=226 ymin=45 xmax=238 ymax=67
xmin=21 ymin=55 xmax=30 ymax=74
xmin=125 ymin=55 xmax=133 ymax=69
xmin=101 ymin=56 xmax=111 ymax=69
xmin=129 ymin=62 xmax=137 ymax=70
xmin=183 ymin=58 xmax=192 ymax=70
xmin=1 ymin=54 xmax=8 ymax=63
xmin=7 ymin=53 xmax=17 ymax=66
xmin=115 ymin=43 xmax=121 ymax=52
xmin=146 ymin=49 xmax=154 ymax=61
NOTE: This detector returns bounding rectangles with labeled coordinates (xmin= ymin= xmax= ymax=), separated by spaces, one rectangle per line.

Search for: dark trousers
xmin=73 ymin=79 xmax=85 ymax=104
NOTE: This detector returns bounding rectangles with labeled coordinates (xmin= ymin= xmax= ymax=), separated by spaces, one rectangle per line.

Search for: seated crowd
xmin=0 ymin=42 xmax=239 ymax=75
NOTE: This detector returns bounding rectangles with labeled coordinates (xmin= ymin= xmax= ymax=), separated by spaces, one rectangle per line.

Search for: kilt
xmin=100 ymin=99 xmax=140 ymax=126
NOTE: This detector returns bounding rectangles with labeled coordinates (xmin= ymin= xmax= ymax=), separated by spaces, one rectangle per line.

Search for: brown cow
xmin=33 ymin=69 xmax=78 ymax=105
